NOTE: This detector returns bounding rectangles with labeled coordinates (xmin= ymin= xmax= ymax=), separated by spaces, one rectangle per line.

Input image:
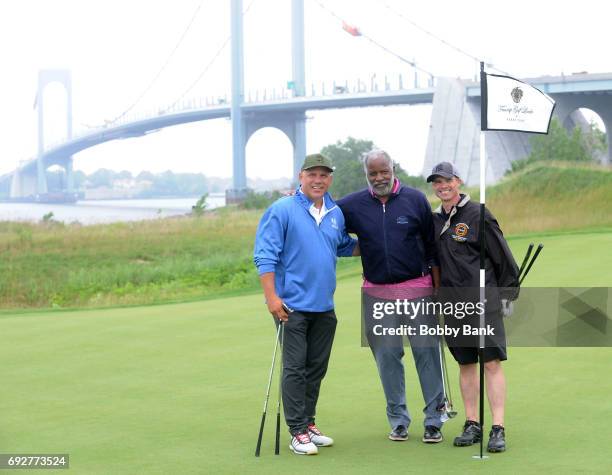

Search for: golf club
xmin=437 ymin=336 xmax=457 ymax=420
xmin=519 ymin=243 xmax=544 ymax=285
xmin=274 ymin=322 xmax=284 ymax=455
xmin=255 ymin=323 xmax=282 ymax=457
xmin=517 ymin=243 xmax=534 ymax=279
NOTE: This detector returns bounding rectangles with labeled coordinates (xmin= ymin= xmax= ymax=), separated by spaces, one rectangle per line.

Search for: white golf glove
xmin=501 ymin=299 xmax=514 ymax=318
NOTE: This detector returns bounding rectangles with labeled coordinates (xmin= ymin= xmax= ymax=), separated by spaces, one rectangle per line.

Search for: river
xmin=0 ymin=194 xmax=226 ymax=225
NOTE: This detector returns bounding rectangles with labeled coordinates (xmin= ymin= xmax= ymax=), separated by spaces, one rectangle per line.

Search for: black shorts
xmin=447 ymin=345 xmax=507 ymax=365
xmin=444 ymin=309 xmax=507 ymax=365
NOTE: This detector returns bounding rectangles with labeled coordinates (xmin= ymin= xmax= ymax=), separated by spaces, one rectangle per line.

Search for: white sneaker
xmin=308 ymin=423 xmax=334 ymax=447
xmin=289 ymin=432 xmax=318 ymax=455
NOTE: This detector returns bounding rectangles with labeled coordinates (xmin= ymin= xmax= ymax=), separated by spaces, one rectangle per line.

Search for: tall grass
xmin=0 ymin=210 xmax=263 ymax=309
xmin=2 ymin=162 xmax=610 ymax=309
xmin=426 ymin=161 xmax=612 ymax=234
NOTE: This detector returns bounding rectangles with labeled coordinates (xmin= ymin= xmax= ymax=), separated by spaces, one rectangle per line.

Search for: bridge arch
xmin=244 ymin=111 xmax=307 ymax=185
xmin=552 ymin=94 xmax=612 ymax=165
xmin=245 ymin=127 xmax=294 ymax=182
xmin=562 ymin=108 xmax=607 ymax=163
xmin=35 ymin=69 xmax=74 ymax=193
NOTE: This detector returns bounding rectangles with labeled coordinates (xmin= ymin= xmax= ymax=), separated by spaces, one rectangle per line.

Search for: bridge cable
xmin=158 ymin=0 xmax=257 ymax=114
xmin=377 ymin=0 xmax=511 ymax=76
xmin=104 ymin=0 xmax=207 ymax=126
xmin=310 ymin=0 xmax=436 ymax=78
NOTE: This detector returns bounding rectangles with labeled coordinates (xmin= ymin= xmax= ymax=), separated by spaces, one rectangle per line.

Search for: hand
xmin=501 ymin=299 xmax=514 ymax=318
xmin=266 ymin=295 xmax=289 ymax=322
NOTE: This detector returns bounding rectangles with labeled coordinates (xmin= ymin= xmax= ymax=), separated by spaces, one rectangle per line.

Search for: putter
xmin=519 ymin=243 xmax=544 ymax=285
xmin=255 ymin=323 xmax=282 ymax=457
xmin=517 ymin=243 xmax=534 ymax=279
xmin=274 ymin=322 xmax=284 ymax=455
xmin=437 ymin=335 xmax=457 ymax=420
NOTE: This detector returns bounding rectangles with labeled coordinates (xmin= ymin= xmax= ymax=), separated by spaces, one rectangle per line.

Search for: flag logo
xmin=511 ymin=87 xmax=523 ymax=103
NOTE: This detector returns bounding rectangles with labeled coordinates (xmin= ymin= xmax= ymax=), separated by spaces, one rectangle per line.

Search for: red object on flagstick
xmin=342 ymin=21 xmax=361 ymax=36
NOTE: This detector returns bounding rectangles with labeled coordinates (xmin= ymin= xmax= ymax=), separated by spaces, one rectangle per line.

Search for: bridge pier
xmin=35 ymin=69 xmax=73 ymax=196
xmin=227 ymin=0 xmax=306 ymax=203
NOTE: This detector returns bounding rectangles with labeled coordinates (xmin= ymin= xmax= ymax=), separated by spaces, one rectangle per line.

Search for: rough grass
xmin=461 ymin=162 xmax=612 ymax=235
xmin=1 ymin=162 xmax=610 ymax=309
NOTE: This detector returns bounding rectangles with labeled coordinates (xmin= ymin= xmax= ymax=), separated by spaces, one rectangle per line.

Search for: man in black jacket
xmin=427 ymin=161 xmax=519 ymax=453
xmin=338 ymin=150 xmax=445 ymax=444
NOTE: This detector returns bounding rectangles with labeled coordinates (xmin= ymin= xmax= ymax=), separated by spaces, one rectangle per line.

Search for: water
xmin=0 ymin=194 xmax=226 ymax=225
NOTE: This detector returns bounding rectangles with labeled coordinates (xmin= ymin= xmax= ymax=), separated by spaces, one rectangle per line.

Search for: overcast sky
xmin=1 ymin=0 xmax=609 ymax=180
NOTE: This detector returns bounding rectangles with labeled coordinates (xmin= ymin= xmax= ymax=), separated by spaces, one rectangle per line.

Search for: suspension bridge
xmin=3 ymin=0 xmax=612 ymax=202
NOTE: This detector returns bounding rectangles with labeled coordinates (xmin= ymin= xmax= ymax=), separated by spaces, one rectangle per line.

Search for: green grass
xmin=506 ymin=230 xmax=612 ymax=286
xmin=2 ymin=161 xmax=610 ymax=310
xmin=1 ymin=230 xmax=611 ymax=474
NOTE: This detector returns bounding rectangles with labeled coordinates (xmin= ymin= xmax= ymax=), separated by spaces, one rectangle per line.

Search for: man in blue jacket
xmin=254 ymin=153 xmax=358 ymax=456
xmin=337 ymin=149 xmax=445 ymax=444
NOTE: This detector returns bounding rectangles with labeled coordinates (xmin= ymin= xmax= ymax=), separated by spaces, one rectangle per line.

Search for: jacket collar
xmin=433 ymin=193 xmax=470 ymax=214
xmin=295 ymin=187 xmax=337 ymax=211
xmin=435 ymin=194 xmax=471 ymax=236
xmin=368 ymin=177 xmax=402 ymax=200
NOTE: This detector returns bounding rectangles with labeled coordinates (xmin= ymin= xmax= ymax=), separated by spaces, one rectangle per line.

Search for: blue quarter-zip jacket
xmin=337 ymin=183 xmax=438 ymax=284
xmin=254 ymin=190 xmax=357 ymax=312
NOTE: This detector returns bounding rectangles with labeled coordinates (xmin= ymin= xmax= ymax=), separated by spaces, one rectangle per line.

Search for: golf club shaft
xmin=519 ymin=244 xmax=543 ymax=285
xmin=255 ymin=323 xmax=282 ymax=457
xmin=517 ymin=243 xmax=534 ymax=281
xmin=440 ymin=338 xmax=453 ymax=407
xmin=275 ymin=322 xmax=284 ymax=455
xmin=479 ymin=349 xmax=484 ymax=458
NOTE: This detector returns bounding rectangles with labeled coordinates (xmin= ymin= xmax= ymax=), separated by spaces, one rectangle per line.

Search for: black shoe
xmin=453 ymin=420 xmax=482 ymax=447
xmin=388 ymin=425 xmax=408 ymax=441
xmin=487 ymin=425 xmax=506 ymax=452
xmin=422 ymin=425 xmax=443 ymax=443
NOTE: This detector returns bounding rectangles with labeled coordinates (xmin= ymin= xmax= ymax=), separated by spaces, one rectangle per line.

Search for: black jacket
xmin=432 ymin=194 xmax=519 ymax=307
xmin=337 ymin=183 xmax=438 ymax=284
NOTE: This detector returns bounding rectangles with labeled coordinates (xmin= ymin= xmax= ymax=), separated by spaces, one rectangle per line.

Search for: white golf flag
xmin=481 ymin=72 xmax=555 ymax=134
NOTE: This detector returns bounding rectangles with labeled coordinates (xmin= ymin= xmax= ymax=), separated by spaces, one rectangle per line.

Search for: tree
xmin=321 ymin=137 xmax=428 ymax=199
xmin=322 ymin=137 xmax=373 ymax=199
xmin=89 ymin=168 xmax=116 ymax=188
xmin=511 ymin=118 xmax=606 ymax=173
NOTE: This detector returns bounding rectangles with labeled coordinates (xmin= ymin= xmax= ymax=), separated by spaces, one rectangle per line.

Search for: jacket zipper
xmin=381 ymin=202 xmax=392 ymax=280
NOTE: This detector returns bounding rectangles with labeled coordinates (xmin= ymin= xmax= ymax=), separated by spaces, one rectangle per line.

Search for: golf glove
xmin=501 ymin=299 xmax=513 ymax=318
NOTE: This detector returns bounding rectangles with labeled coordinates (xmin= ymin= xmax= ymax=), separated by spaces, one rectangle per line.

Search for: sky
xmin=1 ymin=0 xmax=610 ymax=181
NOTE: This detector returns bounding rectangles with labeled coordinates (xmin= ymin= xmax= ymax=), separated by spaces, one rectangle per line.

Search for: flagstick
xmin=474 ymin=61 xmax=489 ymax=461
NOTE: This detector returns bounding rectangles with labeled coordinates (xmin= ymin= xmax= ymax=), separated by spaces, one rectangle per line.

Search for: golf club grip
xmin=517 ymin=243 xmax=534 ymax=280
xmin=255 ymin=412 xmax=266 ymax=457
xmin=275 ymin=413 xmax=281 ymax=454
xmin=519 ymin=244 xmax=543 ymax=285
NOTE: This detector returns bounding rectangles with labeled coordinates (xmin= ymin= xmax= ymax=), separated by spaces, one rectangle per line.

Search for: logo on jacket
xmin=330 ymin=217 xmax=339 ymax=229
xmin=396 ymin=216 xmax=409 ymax=224
xmin=452 ymin=222 xmax=469 ymax=242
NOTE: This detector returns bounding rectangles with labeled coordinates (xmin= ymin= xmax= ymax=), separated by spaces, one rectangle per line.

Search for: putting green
xmin=1 ymin=231 xmax=610 ymax=474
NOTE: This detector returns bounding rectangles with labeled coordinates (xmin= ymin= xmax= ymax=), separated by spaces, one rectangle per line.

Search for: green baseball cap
xmin=301 ymin=153 xmax=335 ymax=172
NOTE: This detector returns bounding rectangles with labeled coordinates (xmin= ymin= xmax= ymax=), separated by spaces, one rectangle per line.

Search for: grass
xmin=472 ymin=162 xmax=612 ymax=235
xmin=1 ymin=161 xmax=611 ymax=309
xmin=1 ymin=233 xmax=610 ymax=473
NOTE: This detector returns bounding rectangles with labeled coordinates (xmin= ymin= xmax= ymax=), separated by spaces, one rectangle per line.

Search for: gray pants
xmin=365 ymin=296 xmax=445 ymax=430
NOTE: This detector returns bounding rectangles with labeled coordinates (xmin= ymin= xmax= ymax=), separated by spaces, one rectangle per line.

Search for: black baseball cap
xmin=426 ymin=161 xmax=462 ymax=182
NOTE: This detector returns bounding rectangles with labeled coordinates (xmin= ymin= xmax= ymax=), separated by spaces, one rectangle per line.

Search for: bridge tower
xmin=228 ymin=0 xmax=306 ymax=201
xmin=35 ymin=69 xmax=75 ymax=195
